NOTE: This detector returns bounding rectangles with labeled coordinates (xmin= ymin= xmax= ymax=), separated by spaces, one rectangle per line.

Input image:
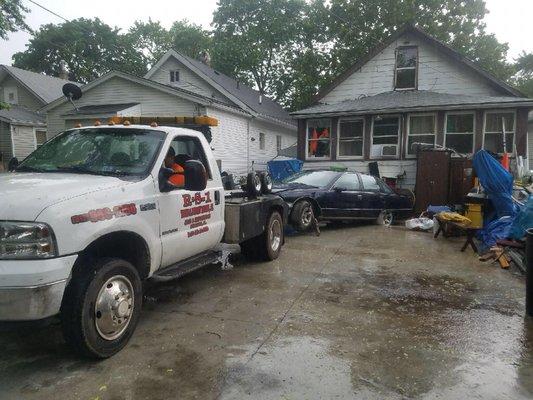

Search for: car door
xmin=358 ymin=174 xmax=385 ymax=219
xmin=157 ymin=134 xmax=224 ymax=268
xmin=324 ymin=172 xmax=364 ymax=219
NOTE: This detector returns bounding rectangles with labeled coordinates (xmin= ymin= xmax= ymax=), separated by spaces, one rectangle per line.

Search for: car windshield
xmin=282 ymin=170 xmax=340 ymax=188
xmin=18 ymin=128 xmax=165 ymax=177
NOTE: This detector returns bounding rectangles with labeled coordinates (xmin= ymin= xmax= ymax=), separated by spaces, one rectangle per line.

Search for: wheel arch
xmin=74 ymin=230 xmax=151 ymax=279
xmin=291 ymin=196 xmax=322 ymax=218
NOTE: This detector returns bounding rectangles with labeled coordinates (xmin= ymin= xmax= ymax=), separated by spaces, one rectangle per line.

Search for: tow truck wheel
xmin=61 ymin=258 xmax=142 ymax=359
xmin=240 ymin=211 xmax=283 ymax=261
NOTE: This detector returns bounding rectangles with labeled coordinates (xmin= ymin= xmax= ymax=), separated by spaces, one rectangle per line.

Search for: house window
xmin=445 ymin=113 xmax=475 ymax=154
xmin=306 ymin=119 xmax=331 ymax=158
xmin=338 ymin=118 xmax=364 ymax=158
xmin=395 ymin=47 xmax=417 ymax=90
xmin=4 ymin=87 xmax=18 ymax=104
xmin=407 ymin=114 xmax=436 ymax=156
xmin=484 ymin=111 xmax=515 ymax=154
xmin=259 ymin=132 xmax=265 ymax=150
xmin=276 ymin=135 xmax=282 ymax=152
xmin=170 ymin=70 xmax=180 ymax=83
xmin=371 ymin=116 xmax=400 ymax=157
xmin=35 ymin=130 xmax=47 ymax=147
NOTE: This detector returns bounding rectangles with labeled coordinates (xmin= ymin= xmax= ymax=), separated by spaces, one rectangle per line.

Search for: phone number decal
xmin=71 ymin=203 xmax=137 ymax=224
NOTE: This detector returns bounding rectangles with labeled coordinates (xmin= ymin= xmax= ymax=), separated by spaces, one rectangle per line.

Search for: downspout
xmin=247 ymin=117 xmax=251 ymax=172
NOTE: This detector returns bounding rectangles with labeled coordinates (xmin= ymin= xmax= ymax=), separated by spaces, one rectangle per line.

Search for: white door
xmin=158 ymin=134 xmax=224 ymax=268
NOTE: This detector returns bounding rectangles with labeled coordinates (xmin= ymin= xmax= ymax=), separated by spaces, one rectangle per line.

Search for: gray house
xmin=291 ymin=25 xmax=533 ymax=188
xmin=0 ymin=65 xmax=77 ymax=170
xmin=43 ymin=50 xmax=297 ymax=176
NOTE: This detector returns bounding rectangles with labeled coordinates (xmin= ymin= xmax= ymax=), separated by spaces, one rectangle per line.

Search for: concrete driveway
xmin=1 ymin=224 xmax=532 ymax=400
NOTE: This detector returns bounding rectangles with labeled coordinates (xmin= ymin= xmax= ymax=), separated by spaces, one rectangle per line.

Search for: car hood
xmin=272 ymin=184 xmax=321 ymax=200
xmin=0 ymin=173 xmax=132 ymax=221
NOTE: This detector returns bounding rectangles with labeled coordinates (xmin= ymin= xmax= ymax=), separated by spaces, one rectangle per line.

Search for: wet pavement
xmin=1 ymin=223 xmax=532 ymax=399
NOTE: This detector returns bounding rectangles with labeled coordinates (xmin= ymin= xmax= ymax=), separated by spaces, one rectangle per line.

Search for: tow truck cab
xmin=0 ymin=123 xmax=286 ymax=358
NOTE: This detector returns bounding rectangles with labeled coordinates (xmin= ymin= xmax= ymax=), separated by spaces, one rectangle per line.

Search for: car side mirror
xmin=184 ymin=160 xmax=207 ymax=191
xmin=8 ymin=157 xmax=18 ymax=172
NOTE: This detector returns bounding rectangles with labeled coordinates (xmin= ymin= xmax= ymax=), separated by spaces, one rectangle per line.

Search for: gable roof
xmin=0 ymin=65 xmax=80 ymax=104
xmin=315 ymin=24 xmax=523 ymax=103
xmin=292 ymin=90 xmax=533 ymax=118
xmin=0 ymin=104 xmax=45 ymax=125
xmin=145 ymin=50 xmax=295 ymax=126
xmin=41 ymin=70 xmax=247 ymax=115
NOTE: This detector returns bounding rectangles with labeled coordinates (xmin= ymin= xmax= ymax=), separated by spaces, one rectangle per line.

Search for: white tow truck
xmin=0 ymin=120 xmax=287 ymax=358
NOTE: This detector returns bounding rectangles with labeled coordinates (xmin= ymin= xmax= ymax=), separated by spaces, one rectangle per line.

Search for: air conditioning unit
xmin=370 ymin=144 xmax=398 ymax=157
xmin=381 ymin=145 xmax=397 ymax=156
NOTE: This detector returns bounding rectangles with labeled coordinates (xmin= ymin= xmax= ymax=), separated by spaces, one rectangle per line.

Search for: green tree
xmin=12 ymin=18 xmax=146 ymax=83
xmin=127 ymin=19 xmax=172 ymax=69
xmin=212 ymin=0 xmax=311 ymax=108
xmin=169 ymin=19 xmax=211 ymax=59
xmin=512 ymin=52 xmax=533 ymax=97
xmin=0 ymin=0 xmax=30 ymax=39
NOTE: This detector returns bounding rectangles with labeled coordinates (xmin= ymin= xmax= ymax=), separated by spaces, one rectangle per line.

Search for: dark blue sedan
xmin=272 ymin=170 xmax=414 ymax=231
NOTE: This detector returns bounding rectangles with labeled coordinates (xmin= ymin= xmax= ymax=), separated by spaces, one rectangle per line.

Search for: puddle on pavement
xmin=220 ymin=335 xmax=402 ymax=400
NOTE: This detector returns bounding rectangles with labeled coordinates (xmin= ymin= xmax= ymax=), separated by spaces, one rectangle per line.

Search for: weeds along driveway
xmin=0 ymin=223 xmax=532 ymax=400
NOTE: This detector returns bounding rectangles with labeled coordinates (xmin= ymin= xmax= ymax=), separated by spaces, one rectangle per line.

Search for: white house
xmin=43 ymin=50 xmax=297 ymax=176
xmin=291 ymin=25 xmax=533 ymax=188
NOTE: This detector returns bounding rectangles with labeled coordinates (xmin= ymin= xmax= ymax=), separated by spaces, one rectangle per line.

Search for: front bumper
xmin=0 ymin=255 xmax=78 ymax=321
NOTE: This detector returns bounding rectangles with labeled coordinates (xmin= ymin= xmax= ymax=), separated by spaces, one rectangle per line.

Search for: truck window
xmin=17 ymin=128 xmax=165 ymax=177
xmin=169 ymin=136 xmax=212 ymax=179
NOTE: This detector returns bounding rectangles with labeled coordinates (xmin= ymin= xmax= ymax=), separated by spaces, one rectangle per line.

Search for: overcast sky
xmin=1 ymin=0 xmax=531 ymax=66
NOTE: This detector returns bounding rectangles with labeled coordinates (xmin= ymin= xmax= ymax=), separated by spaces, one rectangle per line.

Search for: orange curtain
xmin=309 ymin=128 xmax=318 ymax=155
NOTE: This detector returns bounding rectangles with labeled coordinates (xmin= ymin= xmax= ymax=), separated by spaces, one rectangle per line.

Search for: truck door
xmin=157 ymin=135 xmax=224 ymax=268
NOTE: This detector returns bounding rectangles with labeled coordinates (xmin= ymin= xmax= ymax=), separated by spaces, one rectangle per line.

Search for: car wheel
xmin=376 ymin=210 xmax=394 ymax=226
xmin=291 ymin=200 xmax=315 ymax=232
xmin=61 ymin=258 xmax=142 ymax=359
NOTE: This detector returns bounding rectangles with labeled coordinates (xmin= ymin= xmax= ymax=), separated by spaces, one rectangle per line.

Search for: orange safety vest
xmin=169 ymin=163 xmax=185 ymax=186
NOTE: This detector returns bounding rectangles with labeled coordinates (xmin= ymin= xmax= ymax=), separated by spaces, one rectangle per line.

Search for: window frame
xmin=337 ymin=117 xmax=365 ymax=160
xmin=259 ymin=132 xmax=266 ymax=151
xmin=394 ymin=46 xmax=418 ymax=91
xmin=305 ymin=118 xmax=332 ymax=160
xmin=169 ymin=70 xmax=180 ymax=83
xmin=370 ymin=115 xmax=401 ymax=159
xmin=444 ymin=111 xmax=476 ymax=155
xmin=332 ymin=172 xmax=362 ymax=191
xmin=482 ymin=110 xmax=517 ymax=155
xmin=168 ymin=134 xmax=212 ymax=180
xmin=406 ymin=112 xmax=437 ymax=158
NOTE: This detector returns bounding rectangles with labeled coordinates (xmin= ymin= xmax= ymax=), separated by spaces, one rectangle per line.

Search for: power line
xmin=26 ymin=0 xmax=68 ymax=22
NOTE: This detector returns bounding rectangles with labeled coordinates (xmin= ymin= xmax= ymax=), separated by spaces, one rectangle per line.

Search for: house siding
xmin=0 ymin=121 xmax=13 ymax=170
xmin=149 ymin=58 xmax=231 ymax=103
xmin=0 ymin=75 xmax=44 ymax=110
xmin=11 ymin=124 xmax=36 ymax=159
xmin=248 ymin=119 xmax=297 ymax=170
xmin=207 ymin=107 xmax=250 ymax=175
xmin=322 ymin=32 xmax=504 ymax=104
xmin=46 ymin=76 xmax=202 ymax=137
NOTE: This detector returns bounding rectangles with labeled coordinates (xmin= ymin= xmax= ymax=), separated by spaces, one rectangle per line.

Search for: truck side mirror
xmin=8 ymin=157 xmax=18 ymax=172
xmin=184 ymin=160 xmax=207 ymax=191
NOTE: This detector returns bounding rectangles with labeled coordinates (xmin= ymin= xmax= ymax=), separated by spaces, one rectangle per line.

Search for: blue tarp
xmin=472 ymin=150 xmax=515 ymax=218
xmin=510 ymin=195 xmax=533 ymax=239
xmin=477 ymin=216 xmax=514 ymax=252
xmin=267 ymin=158 xmax=303 ymax=182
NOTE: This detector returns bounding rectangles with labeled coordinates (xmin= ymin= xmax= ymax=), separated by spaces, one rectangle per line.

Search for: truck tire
xmin=61 ymin=258 xmax=142 ymax=359
xmin=259 ymin=172 xmax=273 ymax=194
xmin=290 ymin=199 xmax=314 ymax=232
xmin=246 ymin=172 xmax=262 ymax=198
xmin=240 ymin=211 xmax=283 ymax=261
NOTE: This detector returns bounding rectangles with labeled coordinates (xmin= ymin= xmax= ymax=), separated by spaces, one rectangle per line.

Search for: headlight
xmin=0 ymin=222 xmax=57 ymax=260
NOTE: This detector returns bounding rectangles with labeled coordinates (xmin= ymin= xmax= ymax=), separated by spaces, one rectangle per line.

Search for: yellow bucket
xmin=465 ymin=203 xmax=483 ymax=228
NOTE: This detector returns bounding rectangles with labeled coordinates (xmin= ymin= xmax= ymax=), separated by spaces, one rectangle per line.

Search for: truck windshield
xmin=17 ymin=128 xmax=165 ymax=177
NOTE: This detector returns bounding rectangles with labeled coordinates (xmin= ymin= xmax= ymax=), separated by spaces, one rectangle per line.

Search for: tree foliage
xmin=0 ymin=0 xmax=29 ymax=39
xmin=12 ymin=18 xmax=146 ymax=83
xmin=512 ymin=52 xmax=533 ymax=97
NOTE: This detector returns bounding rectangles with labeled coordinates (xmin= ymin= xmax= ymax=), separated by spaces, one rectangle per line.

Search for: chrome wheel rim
xmin=254 ymin=175 xmax=262 ymax=193
xmin=94 ymin=275 xmax=134 ymax=341
xmin=382 ymin=211 xmax=393 ymax=226
xmin=301 ymin=205 xmax=313 ymax=226
xmin=270 ymin=218 xmax=282 ymax=251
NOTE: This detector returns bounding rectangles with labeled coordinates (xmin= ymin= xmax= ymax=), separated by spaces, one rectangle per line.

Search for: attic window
xmin=169 ymin=70 xmax=180 ymax=83
xmin=394 ymin=46 xmax=417 ymax=90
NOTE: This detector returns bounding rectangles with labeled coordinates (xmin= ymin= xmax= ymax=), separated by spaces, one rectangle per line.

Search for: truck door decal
xmin=180 ymin=191 xmax=214 ymax=238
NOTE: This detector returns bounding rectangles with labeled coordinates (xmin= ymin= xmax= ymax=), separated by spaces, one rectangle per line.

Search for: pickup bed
xmin=0 ymin=124 xmax=287 ymax=358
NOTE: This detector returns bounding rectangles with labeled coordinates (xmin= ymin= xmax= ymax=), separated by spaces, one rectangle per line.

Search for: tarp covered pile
xmin=473 ymin=150 xmax=529 ymax=251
